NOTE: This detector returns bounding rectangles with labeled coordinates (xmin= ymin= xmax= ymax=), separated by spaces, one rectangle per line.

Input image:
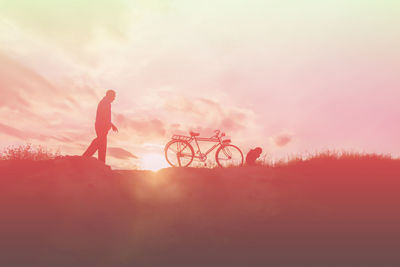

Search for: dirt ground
xmin=1 ymin=156 xmax=400 ymax=266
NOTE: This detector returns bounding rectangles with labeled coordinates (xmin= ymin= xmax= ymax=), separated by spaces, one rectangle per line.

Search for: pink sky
xmin=0 ymin=1 xmax=399 ymax=168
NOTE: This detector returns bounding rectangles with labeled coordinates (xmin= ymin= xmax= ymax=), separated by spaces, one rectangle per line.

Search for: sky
xmin=0 ymin=0 xmax=399 ymax=169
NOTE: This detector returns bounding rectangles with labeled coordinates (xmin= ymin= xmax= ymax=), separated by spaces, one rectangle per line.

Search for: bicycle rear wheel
xmin=215 ymin=144 xmax=243 ymax=167
xmin=165 ymin=140 xmax=194 ymax=167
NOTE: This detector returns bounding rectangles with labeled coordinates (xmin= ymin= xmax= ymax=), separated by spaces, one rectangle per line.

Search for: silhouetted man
xmin=246 ymin=147 xmax=262 ymax=166
xmin=83 ymin=90 xmax=118 ymax=163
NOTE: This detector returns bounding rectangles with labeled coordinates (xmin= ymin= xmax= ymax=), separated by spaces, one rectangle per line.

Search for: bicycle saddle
xmin=189 ymin=131 xmax=200 ymax=137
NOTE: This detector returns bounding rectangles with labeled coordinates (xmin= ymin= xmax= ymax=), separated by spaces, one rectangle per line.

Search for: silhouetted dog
xmin=246 ymin=147 xmax=262 ymax=166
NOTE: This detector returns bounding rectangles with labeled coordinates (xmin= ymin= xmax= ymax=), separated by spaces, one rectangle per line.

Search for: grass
xmin=0 ymin=144 xmax=60 ymax=161
xmin=258 ymin=150 xmax=395 ymax=167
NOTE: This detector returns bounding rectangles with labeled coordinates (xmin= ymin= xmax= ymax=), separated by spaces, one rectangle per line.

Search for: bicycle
xmin=164 ymin=130 xmax=244 ymax=168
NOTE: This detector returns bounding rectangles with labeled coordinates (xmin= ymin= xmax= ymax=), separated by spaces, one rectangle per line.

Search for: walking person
xmin=83 ymin=90 xmax=118 ymax=163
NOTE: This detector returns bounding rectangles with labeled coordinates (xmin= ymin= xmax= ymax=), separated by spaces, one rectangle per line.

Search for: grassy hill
xmin=1 ymin=155 xmax=400 ymax=266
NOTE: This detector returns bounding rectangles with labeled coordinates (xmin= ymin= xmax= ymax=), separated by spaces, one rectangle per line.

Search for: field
xmin=1 ymin=154 xmax=400 ymax=266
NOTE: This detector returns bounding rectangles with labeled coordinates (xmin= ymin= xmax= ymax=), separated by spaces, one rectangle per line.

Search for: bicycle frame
xmin=171 ymin=134 xmax=228 ymax=160
xmin=191 ymin=136 xmax=221 ymax=159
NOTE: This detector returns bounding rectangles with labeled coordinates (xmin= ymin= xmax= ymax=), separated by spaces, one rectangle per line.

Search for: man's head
xmin=105 ymin=90 xmax=116 ymax=103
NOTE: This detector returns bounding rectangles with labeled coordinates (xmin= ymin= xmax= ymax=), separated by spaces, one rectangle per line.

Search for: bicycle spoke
xmin=222 ymin=148 xmax=232 ymax=158
xmin=176 ymin=142 xmax=189 ymax=153
xmin=165 ymin=140 xmax=195 ymax=167
xmin=216 ymin=145 xmax=243 ymax=167
xmin=169 ymin=148 xmax=178 ymax=153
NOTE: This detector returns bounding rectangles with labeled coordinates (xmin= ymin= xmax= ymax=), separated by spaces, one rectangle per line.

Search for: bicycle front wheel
xmin=215 ymin=144 xmax=244 ymax=168
xmin=165 ymin=140 xmax=194 ymax=167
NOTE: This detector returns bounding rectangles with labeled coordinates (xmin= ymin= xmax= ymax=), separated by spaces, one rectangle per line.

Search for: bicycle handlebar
xmin=213 ymin=130 xmax=226 ymax=138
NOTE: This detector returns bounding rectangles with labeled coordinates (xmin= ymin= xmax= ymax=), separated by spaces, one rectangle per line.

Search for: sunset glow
xmin=0 ymin=1 xmax=399 ymax=169
xmin=141 ymin=153 xmax=169 ymax=171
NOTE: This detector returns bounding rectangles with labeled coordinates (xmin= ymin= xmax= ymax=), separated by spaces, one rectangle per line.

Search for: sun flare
xmin=141 ymin=153 xmax=169 ymax=171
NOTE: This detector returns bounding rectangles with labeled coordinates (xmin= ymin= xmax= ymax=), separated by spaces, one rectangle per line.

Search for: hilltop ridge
xmin=1 ymin=155 xmax=400 ymax=266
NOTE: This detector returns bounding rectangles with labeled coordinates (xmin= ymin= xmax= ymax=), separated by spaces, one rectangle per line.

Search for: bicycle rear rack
xmin=171 ymin=135 xmax=192 ymax=141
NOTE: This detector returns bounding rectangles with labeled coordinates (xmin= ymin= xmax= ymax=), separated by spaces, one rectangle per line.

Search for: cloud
xmin=114 ymin=113 xmax=166 ymax=137
xmin=220 ymin=118 xmax=243 ymax=131
xmin=273 ymin=134 xmax=293 ymax=147
xmin=108 ymin=147 xmax=138 ymax=160
xmin=0 ymin=122 xmax=55 ymax=142
xmin=162 ymin=95 xmax=251 ymax=132
xmin=0 ymin=53 xmax=56 ymax=108
xmin=0 ymin=53 xmax=98 ymax=115
xmin=0 ymin=123 xmax=26 ymax=140
xmin=164 ymin=96 xmax=224 ymax=117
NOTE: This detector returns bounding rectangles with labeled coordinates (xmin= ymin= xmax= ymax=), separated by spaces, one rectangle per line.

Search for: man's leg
xmin=82 ymin=138 xmax=99 ymax=157
xmin=97 ymin=131 xmax=108 ymax=163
